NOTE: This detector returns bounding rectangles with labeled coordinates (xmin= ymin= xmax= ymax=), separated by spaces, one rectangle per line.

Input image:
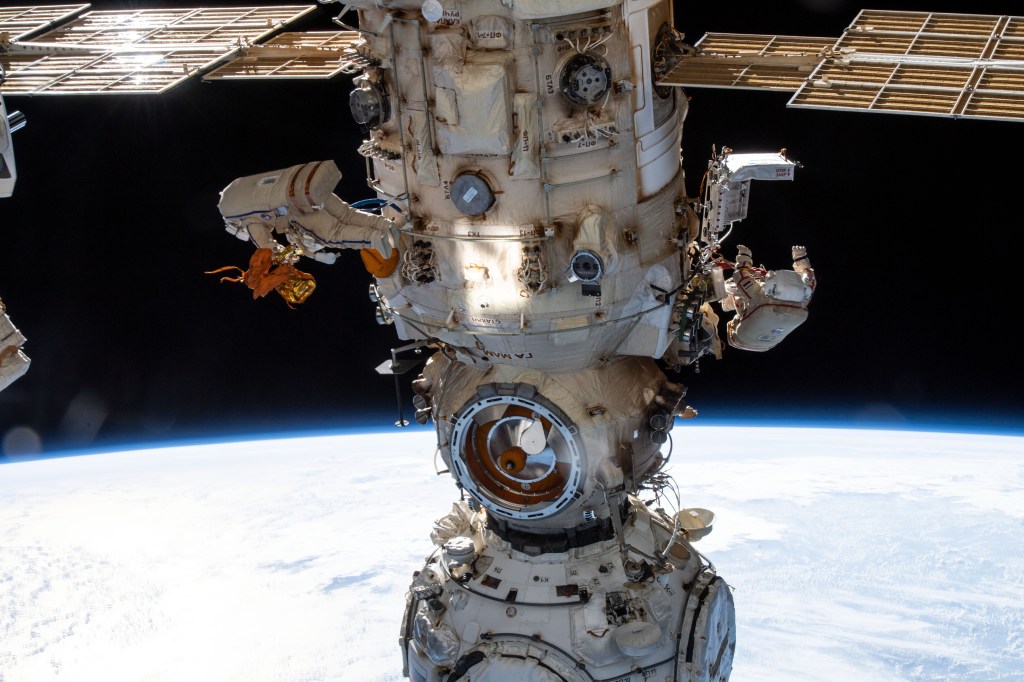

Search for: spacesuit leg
xmin=322 ymin=194 xmax=383 ymax=228
xmin=325 ymin=195 xmax=402 ymax=249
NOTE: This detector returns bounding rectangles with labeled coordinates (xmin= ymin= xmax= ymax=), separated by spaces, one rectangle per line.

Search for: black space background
xmin=2 ymin=0 xmax=1023 ymax=457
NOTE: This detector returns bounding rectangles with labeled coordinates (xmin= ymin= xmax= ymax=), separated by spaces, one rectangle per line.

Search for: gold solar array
xmin=661 ymin=10 xmax=1024 ymax=123
xmin=4 ymin=5 xmax=1023 ymax=121
xmin=0 ymin=4 xmax=86 ymax=41
xmin=0 ymin=4 xmax=315 ymax=95
xmin=203 ymin=31 xmax=363 ymax=81
xmin=659 ymin=33 xmax=836 ymax=92
xmin=27 ymin=6 xmax=315 ymax=47
xmin=1 ymin=49 xmax=234 ymax=94
xmin=792 ymin=11 xmax=1024 ymax=121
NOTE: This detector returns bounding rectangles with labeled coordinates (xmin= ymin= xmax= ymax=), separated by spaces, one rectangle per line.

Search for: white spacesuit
xmin=217 ymin=160 xmax=401 ymax=263
xmin=721 ymin=244 xmax=816 ymax=352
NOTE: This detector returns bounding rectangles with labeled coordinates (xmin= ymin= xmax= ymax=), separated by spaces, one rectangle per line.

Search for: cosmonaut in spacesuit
xmin=217 ymin=160 xmax=401 ymax=263
xmin=720 ymin=244 xmax=816 ymax=352
xmin=210 ymin=160 xmax=403 ymax=305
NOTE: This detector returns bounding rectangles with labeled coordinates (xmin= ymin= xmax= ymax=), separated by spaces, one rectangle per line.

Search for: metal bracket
xmin=375 ymin=341 xmax=429 ymax=427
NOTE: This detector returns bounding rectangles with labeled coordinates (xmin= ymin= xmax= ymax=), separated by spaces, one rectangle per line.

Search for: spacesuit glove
xmin=388 ymin=219 xmax=403 ymax=251
xmin=224 ymin=221 xmax=250 ymax=241
xmin=311 ymin=251 xmax=338 ymax=264
xmin=371 ymin=228 xmax=395 ymax=259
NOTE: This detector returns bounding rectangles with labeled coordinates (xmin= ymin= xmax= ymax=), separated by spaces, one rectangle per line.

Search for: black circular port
xmin=349 ymin=80 xmax=390 ymax=130
xmin=569 ymin=250 xmax=603 ymax=283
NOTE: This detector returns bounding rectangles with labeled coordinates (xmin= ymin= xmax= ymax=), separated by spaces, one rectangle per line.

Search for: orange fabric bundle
xmin=206 ymin=247 xmax=316 ymax=307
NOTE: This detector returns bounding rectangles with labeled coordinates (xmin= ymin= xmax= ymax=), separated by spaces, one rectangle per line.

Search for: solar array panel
xmin=659 ymin=33 xmax=835 ymax=92
xmin=0 ymin=4 xmax=315 ymax=94
xmin=203 ymin=30 xmax=364 ymax=81
xmin=1 ymin=49 xmax=230 ymax=94
xmin=0 ymin=4 xmax=86 ymax=41
xmin=661 ymin=10 xmax=1024 ymax=122
xmin=27 ymin=6 xmax=315 ymax=47
xmin=3 ymin=5 xmax=1023 ymax=121
xmin=790 ymin=11 xmax=1024 ymax=121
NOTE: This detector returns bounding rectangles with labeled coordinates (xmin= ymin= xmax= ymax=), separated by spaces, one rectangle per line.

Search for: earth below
xmin=1 ymin=426 xmax=1022 ymax=681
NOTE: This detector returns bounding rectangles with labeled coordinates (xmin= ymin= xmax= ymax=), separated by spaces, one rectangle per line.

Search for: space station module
xmin=0 ymin=298 xmax=30 ymax=394
xmin=214 ymin=0 xmax=817 ymax=679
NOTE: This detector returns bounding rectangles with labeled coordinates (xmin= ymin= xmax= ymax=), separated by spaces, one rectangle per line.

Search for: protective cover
xmin=722 ymin=152 xmax=795 ymax=182
xmin=407 ymin=110 xmax=442 ymax=186
xmin=471 ymin=15 xmax=513 ymax=51
xmin=433 ymin=52 xmax=513 ymax=156
xmin=510 ymin=93 xmax=541 ymax=179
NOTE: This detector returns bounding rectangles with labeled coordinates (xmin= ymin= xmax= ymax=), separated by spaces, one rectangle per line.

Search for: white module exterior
xmin=319 ymin=1 xmax=740 ymax=678
xmin=335 ymin=1 xmax=734 ymax=679
xmin=0 ymin=303 xmax=30 ymax=393
xmin=352 ymin=0 xmax=689 ymax=373
xmin=406 ymin=499 xmax=735 ymax=682
xmin=212 ymin=1 xmax=816 ymax=679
